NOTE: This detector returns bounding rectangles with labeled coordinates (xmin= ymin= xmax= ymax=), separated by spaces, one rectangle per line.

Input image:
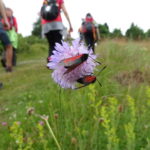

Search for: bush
xmin=111 ymin=28 xmax=123 ymax=38
xmin=98 ymin=23 xmax=110 ymax=38
xmin=145 ymin=29 xmax=150 ymax=38
xmin=17 ymin=34 xmax=47 ymax=53
xmin=125 ymin=23 xmax=145 ymax=40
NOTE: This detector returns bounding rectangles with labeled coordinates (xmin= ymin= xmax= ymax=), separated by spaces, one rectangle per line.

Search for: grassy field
xmin=0 ymin=39 xmax=150 ymax=150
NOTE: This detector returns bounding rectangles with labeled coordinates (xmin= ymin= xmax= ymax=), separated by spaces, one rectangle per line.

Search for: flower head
xmin=1 ymin=122 xmax=7 ymax=126
xmin=47 ymin=39 xmax=98 ymax=89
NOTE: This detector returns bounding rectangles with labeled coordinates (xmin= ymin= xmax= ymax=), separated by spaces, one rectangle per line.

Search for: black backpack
xmin=41 ymin=0 xmax=59 ymax=20
xmin=83 ymin=22 xmax=94 ymax=33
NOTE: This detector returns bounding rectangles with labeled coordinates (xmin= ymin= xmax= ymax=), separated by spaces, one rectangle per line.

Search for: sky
xmin=4 ymin=0 xmax=150 ymax=38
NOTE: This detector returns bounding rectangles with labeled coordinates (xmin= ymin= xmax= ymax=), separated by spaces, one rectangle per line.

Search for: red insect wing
xmin=84 ymin=76 xmax=96 ymax=83
xmin=64 ymin=63 xmax=82 ymax=74
xmin=63 ymin=54 xmax=83 ymax=63
xmin=60 ymin=54 xmax=88 ymax=69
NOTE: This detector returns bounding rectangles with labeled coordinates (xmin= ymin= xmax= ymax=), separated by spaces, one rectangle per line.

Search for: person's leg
xmin=45 ymin=30 xmax=62 ymax=61
xmin=5 ymin=44 xmax=13 ymax=71
xmin=84 ymin=33 xmax=89 ymax=46
xmin=1 ymin=50 xmax=6 ymax=67
xmin=0 ymin=27 xmax=13 ymax=71
xmin=51 ymin=30 xmax=62 ymax=50
xmin=45 ymin=31 xmax=53 ymax=57
xmin=84 ymin=32 xmax=95 ymax=53
xmin=12 ymin=47 xmax=17 ymax=66
xmin=89 ymin=32 xmax=95 ymax=53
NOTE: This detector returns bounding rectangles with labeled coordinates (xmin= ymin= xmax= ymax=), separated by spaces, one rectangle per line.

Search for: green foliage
xmin=100 ymin=97 xmax=119 ymax=150
xmin=10 ymin=122 xmax=24 ymax=150
xmin=32 ymin=17 xmax=42 ymax=38
xmin=145 ymin=29 xmax=150 ymax=38
xmin=126 ymin=23 xmax=145 ymax=40
xmin=146 ymin=87 xmax=150 ymax=106
xmin=10 ymin=121 xmax=33 ymax=150
xmin=111 ymin=28 xmax=123 ymax=38
xmin=98 ymin=23 xmax=110 ymax=38
xmin=1 ymin=40 xmax=150 ymax=149
xmin=37 ymin=123 xmax=49 ymax=150
xmin=96 ymin=22 xmax=150 ymax=40
xmin=124 ymin=96 xmax=136 ymax=150
xmin=141 ymin=139 xmax=150 ymax=150
xmin=17 ymin=34 xmax=47 ymax=53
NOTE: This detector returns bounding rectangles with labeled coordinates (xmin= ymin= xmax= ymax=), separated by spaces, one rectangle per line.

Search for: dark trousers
xmin=45 ymin=30 xmax=62 ymax=57
xmin=84 ymin=32 xmax=95 ymax=53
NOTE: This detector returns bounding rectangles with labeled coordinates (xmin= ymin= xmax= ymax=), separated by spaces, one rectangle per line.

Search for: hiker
xmin=41 ymin=0 xmax=73 ymax=62
xmin=1 ymin=7 xmax=18 ymax=67
xmin=82 ymin=13 xmax=97 ymax=53
xmin=0 ymin=0 xmax=13 ymax=72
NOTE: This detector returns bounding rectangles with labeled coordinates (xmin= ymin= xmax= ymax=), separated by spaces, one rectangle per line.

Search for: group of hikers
xmin=0 ymin=0 xmax=100 ymax=88
xmin=41 ymin=0 xmax=100 ymax=62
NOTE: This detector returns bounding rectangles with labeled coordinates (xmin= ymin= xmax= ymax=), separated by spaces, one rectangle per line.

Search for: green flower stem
xmin=44 ymin=119 xmax=62 ymax=150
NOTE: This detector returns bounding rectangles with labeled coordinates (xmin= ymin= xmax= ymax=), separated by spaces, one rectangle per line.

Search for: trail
xmin=17 ymin=59 xmax=45 ymax=65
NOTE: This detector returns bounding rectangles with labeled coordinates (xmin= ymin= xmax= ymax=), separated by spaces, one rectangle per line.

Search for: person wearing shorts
xmin=0 ymin=0 xmax=13 ymax=72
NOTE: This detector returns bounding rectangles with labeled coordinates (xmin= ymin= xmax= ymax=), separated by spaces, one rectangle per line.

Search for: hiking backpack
xmin=41 ymin=0 xmax=59 ymax=20
xmin=83 ymin=22 xmax=94 ymax=33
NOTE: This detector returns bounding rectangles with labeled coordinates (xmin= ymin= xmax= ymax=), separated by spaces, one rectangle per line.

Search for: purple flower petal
xmin=47 ymin=39 xmax=99 ymax=89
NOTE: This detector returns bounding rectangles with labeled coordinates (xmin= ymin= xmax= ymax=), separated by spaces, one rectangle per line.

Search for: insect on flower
xmin=47 ymin=39 xmax=100 ymax=89
xmin=60 ymin=54 xmax=88 ymax=68
xmin=60 ymin=53 xmax=101 ymax=74
xmin=75 ymin=66 xmax=107 ymax=89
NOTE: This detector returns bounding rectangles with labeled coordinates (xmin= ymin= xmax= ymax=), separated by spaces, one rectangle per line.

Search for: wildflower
xmin=41 ymin=115 xmax=49 ymax=121
xmin=27 ymin=107 xmax=35 ymax=116
xmin=118 ymin=104 xmax=124 ymax=113
xmin=54 ymin=113 xmax=59 ymax=119
xmin=99 ymin=118 xmax=104 ymax=123
xmin=47 ymin=39 xmax=98 ymax=89
xmin=38 ymin=121 xmax=45 ymax=126
xmin=16 ymin=121 xmax=21 ymax=125
xmin=1 ymin=122 xmax=7 ymax=126
xmin=71 ymin=137 xmax=77 ymax=145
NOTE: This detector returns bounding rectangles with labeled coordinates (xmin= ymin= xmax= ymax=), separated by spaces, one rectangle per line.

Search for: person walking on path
xmin=41 ymin=0 xmax=73 ymax=62
xmin=1 ymin=7 xmax=18 ymax=67
xmin=82 ymin=13 xmax=97 ymax=53
xmin=0 ymin=0 xmax=13 ymax=72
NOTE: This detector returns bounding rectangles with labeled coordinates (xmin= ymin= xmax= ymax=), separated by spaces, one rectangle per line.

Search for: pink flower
xmin=38 ymin=121 xmax=45 ymax=126
xmin=47 ymin=39 xmax=98 ymax=89
xmin=1 ymin=122 xmax=7 ymax=126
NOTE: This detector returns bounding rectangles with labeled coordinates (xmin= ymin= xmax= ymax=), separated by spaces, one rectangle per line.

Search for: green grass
xmin=0 ymin=39 xmax=150 ymax=150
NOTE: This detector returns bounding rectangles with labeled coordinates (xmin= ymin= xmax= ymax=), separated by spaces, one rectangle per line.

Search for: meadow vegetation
xmin=0 ymin=37 xmax=150 ymax=150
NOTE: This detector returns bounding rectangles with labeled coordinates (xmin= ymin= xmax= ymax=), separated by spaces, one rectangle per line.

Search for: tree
xmin=98 ymin=23 xmax=110 ymax=38
xmin=125 ymin=23 xmax=145 ymax=40
xmin=111 ymin=28 xmax=123 ymax=38
xmin=145 ymin=29 xmax=150 ymax=38
xmin=32 ymin=17 xmax=42 ymax=37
